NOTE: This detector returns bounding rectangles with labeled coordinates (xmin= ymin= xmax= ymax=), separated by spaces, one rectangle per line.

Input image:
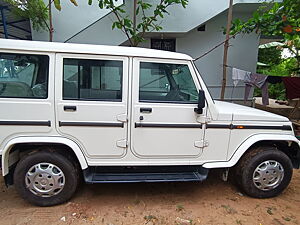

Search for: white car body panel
xmin=55 ymin=54 xmax=129 ymax=158
xmin=202 ymin=134 xmax=300 ymax=168
xmin=214 ymin=101 xmax=289 ymax=122
xmin=130 ymin=58 xmax=206 ymax=158
xmin=0 ymin=39 xmax=298 ymax=178
xmin=1 ymin=136 xmax=88 ymax=176
xmin=0 ymin=39 xmax=192 ymax=61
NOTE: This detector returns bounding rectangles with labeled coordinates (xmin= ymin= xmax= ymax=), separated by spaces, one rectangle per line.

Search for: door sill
xmin=83 ymin=166 xmax=209 ymax=183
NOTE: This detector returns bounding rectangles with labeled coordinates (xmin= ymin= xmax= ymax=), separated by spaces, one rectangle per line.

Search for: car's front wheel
xmin=235 ymin=146 xmax=293 ymax=198
xmin=14 ymin=150 xmax=79 ymax=206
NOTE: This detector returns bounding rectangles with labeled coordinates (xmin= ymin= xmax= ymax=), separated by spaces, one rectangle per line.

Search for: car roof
xmin=0 ymin=39 xmax=193 ymax=61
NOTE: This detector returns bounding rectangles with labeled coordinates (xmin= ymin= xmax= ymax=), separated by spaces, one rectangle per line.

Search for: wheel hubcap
xmin=252 ymin=160 xmax=284 ymax=191
xmin=25 ymin=163 xmax=65 ymax=197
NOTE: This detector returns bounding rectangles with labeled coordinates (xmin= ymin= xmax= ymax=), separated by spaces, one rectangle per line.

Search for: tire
xmin=235 ymin=146 xmax=293 ymax=198
xmin=14 ymin=150 xmax=79 ymax=206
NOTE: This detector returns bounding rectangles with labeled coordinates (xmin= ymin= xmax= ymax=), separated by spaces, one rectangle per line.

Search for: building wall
xmin=137 ymin=12 xmax=259 ymax=100
xmin=31 ymin=1 xmax=260 ymax=101
xmin=32 ymin=0 xmax=262 ymax=44
xmin=32 ymin=0 xmax=123 ymax=42
xmin=179 ymin=12 xmax=259 ymax=100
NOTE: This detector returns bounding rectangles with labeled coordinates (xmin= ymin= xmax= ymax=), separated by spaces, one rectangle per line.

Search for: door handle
xmin=140 ymin=107 xmax=152 ymax=113
xmin=64 ymin=106 xmax=77 ymax=111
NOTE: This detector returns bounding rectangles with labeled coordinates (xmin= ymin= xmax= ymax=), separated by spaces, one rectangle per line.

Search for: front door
xmin=55 ymin=54 xmax=128 ymax=158
xmin=131 ymin=58 xmax=207 ymax=158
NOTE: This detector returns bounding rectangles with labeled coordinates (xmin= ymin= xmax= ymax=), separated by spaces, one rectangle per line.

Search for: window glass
xmin=139 ymin=62 xmax=198 ymax=103
xmin=63 ymin=58 xmax=123 ymax=101
xmin=0 ymin=53 xmax=49 ymax=98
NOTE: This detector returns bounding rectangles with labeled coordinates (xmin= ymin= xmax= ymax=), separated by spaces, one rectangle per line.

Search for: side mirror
xmin=194 ymin=90 xmax=205 ymax=114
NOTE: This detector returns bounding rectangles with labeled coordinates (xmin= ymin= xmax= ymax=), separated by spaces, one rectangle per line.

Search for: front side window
xmin=63 ymin=58 xmax=123 ymax=101
xmin=139 ymin=62 xmax=198 ymax=103
xmin=0 ymin=53 xmax=49 ymax=98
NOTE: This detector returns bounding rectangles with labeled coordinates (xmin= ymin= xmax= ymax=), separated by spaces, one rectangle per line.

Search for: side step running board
xmin=83 ymin=166 xmax=209 ymax=183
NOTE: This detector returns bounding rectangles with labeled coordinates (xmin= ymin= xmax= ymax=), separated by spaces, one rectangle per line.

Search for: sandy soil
xmin=0 ymin=169 xmax=299 ymax=225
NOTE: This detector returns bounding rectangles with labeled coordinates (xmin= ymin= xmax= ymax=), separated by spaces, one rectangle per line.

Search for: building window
xmin=0 ymin=53 xmax=49 ymax=99
xmin=197 ymin=24 xmax=206 ymax=32
xmin=63 ymin=58 xmax=123 ymax=101
xmin=151 ymin=39 xmax=176 ymax=52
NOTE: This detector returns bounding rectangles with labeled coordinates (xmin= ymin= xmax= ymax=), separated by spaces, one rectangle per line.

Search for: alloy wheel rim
xmin=252 ymin=160 xmax=284 ymax=191
xmin=25 ymin=163 xmax=65 ymax=197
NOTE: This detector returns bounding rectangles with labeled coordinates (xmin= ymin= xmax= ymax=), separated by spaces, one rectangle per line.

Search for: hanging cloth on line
xmin=232 ymin=68 xmax=251 ymax=87
xmin=282 ymin=77 xmax=300 ymax=99
xmin=244 ymin=73 xmax=269 ymax=105
xmin=266 ymin=76 xmax=282 ymax=84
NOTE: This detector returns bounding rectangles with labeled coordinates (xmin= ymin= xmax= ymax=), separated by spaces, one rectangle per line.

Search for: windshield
xmin=191 ymin=61 xmax=214 ymax=104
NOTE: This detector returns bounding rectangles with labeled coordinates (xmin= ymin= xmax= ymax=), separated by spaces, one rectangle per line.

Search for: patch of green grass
xmin=221 ymin=204 xmax=237 ymax=214
xmin=266 ymin=206 xmax=277 ymax=216
xmin=267 ymin=207 xmax=274 ymax=215
xmin=133 ymin=199 xmax=140 ymax=205
xmin=189 ymin=219 xmax=195 ymax=225
xmin=236 ymin=219 xmax=242 ymax=225
xmin=175 ymin=217 xmax=194 ymax=225
xmin=176 ymin=204 xmax=185 ymax=212
xmin=144 ymin=215 xmax=157 ymax=222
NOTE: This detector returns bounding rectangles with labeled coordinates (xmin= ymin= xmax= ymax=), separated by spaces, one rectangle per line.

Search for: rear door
xmin=0 ymin=51 xmax=54 ymax=147
xmin=55 ymin=54 xmax=128 ymax=158
xmin=130 ymin=58 xmax=207 ymax=158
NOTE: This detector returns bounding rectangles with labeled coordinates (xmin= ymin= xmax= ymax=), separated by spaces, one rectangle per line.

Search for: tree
xmin=88 ymin=0 xmax=188 ymax=47
xmin=255 ymin=46 xmax=293 ymax=101
xmin=229 ymin=0 xmax=300 ymax=75
xmin=258 ymin=46 xmax=282 ymax=66
xmin=4 ymin=0 xmax=78 ymax=41
xmin=220 ymin=0 xmax=233 ymax=100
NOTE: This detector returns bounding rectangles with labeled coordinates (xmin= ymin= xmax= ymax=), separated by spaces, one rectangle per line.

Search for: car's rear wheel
xmin=235 ymin=146 xmax=293 ymax=198
xmin=14 ymin=150 xmax=79 ymax=206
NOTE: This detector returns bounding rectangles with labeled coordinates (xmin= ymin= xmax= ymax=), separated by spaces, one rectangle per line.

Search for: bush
xmin=253 ymin=83 xmax=286 ymax=101
xmin=254 ymin=58 xmax=297 ymax=100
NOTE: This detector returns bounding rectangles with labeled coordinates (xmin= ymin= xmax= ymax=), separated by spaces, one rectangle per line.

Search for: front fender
xmin=1 ymin=136 xmax=88 ymax=176
xmin=202 ymin=134 xmax=300 ymax=169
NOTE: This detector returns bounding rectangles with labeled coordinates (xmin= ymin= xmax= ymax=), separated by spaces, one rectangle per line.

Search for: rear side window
xmin=0 ymin=53 xmax=49 ymax=98
xmin=63 ymin=58 xmax=123 ymax=101
xmin=139 ymin=62 xmax=198 ymax=103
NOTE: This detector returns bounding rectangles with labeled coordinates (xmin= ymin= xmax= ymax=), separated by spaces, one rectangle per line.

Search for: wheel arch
xmin=202 ymin=134 xmax=300 ymax=169
xmin=1 ymin=136 xmax=88 ymax=176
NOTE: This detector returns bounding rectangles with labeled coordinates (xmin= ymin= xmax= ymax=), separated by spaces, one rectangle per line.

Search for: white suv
xmin=0 ymin=39 xmax=299 ymax=206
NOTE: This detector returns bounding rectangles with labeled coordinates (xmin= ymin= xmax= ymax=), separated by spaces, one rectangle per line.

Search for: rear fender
xmin=1 ymin=136 xmax=88 ymax=176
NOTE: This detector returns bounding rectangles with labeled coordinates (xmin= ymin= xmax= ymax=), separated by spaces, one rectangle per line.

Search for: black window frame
xmin=138 ymin=62 xmax=199 ymax=104
xmin=62 ymin=58 xmax=123 ymax=102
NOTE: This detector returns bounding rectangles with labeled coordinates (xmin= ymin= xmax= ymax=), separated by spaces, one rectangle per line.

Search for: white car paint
xmin=1 ymin=136 xmax=88 ymax=176
xmin=0 ymin=39 xmax=299 ymax=179
xmin=202 ymin=134 xmax=300 ymax=168
xmin=214 ymin=101 xmax=289 ymax=122
xmin=0 ymin=39 xmax=192 ymax=61
xmin=54 ymin=54 xmax=129 ymax=158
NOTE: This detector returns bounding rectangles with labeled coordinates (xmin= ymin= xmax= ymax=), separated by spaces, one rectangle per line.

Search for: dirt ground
xmin=0 ymin=169 xmax=299 ymax=225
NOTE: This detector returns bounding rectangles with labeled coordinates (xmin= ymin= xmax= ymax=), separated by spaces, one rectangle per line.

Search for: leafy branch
xmin=227 ymin=0 xmax=300 ymax=75
xmin=89 ymin=0 xmax=188 ymax=46
xmin=4 ymin=0 xmax=78 ymax=41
